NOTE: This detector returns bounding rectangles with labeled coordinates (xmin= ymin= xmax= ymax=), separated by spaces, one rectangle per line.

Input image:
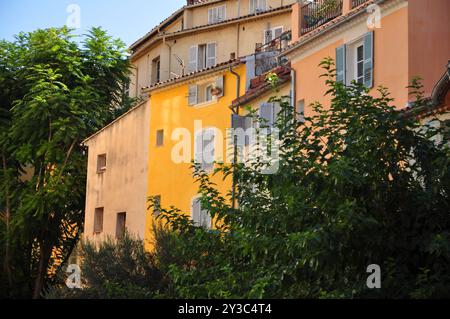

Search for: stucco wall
xmin=290 ymin=1 xmax=410 ymax=117
xmin=145 ymin=64 xmax=246 ymax=249
xmin=408 ymin=0 xmax=450 ymax=98
xmin=84 ymin=101 xmax=150 ymax=242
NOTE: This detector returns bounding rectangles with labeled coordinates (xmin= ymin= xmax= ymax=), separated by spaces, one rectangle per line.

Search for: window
xmin=336 ymin=32 xmax=374 ymax=87
xmin=249 ymin=0 xmax=267 ymax=14
xmin=355 ymin=45 xmax=364 ymax=84
xmin=97 ymin=154 xmax=106 ymax=173
xmin=194 ymin=128 xmax=216 ymax=172
xmin=188 ymin=43 xmax=217 ymax=72
xmin=191 ymin=197 xmax=211 ymax=229
xmin=156 ymin=129 xmax=164 ymax=147
xmin=152 ymin=56 xmax=161 ymax=84
xmin=94 ymin=207 xmax=104 ymax=234
xmin=116 ymin=212 xmax=126 ymax=240
xmin=153 ymin=195 xmax=161 ymax=218
xmin=208 ymin=5 xmax=226 ymax=24
xmin=263 ymin=26 xmax=283 ymax=44
xmin=188 ymin=75 xmax=224 ymax=106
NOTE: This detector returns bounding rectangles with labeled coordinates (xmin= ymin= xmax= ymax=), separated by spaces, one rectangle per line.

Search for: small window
xmin=97 ymin=154 xmax=107 ymax=173
xmin=263 ymin=26 xmax=283 ymax=44
xmin=156 ymin=130 xmax=164 ymax=147
xmin=94 ymin=207 xmax=104 ymax=234
xmin=116 ymin=212 xmax=126 ymax=240
xmin=191 ymin=197 xmax=211 ymax=229
xmin=153 ymin=195 xmax=161 ymax=218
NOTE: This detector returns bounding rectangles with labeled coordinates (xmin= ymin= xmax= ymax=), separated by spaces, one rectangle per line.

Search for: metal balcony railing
xmin=301 ymin=0 xmax=343 ymax=35
xmin=351 ymin=0 xmax=370 ymax=9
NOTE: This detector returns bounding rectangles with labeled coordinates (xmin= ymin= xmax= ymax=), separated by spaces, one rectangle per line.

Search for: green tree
xmin=153 ymin=58 xmax=450 ymax=299
xmin=0 ymin=27 xmax=133 ymax=298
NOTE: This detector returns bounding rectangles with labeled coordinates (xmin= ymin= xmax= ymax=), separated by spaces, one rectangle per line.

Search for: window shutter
xmin=188 ymin=46 xmax=198 ymax=72
xmin=206 ymin=43 xmax=217 ymax=68
xmin=264 ymin=30 xmax=273 ymax=44
xmin=336 ymin=45 xmax=346 ymax=84
xmin=192 ymin=198 xmax=201 ymax=225
xmin=215 ymin=75 xmax=224 ymax=97
xmin=218 ymin=6 xmax=226 ymax=22
xmin=202 ymin=129 xmax=215 ymax=171
xmin=363 ymin=31 xmax=374 ymax=88
xmin=260 ymin=0 xmax=267 ymax=11
xmin=250 ymin=0 xmax=256 ymax=14
xmin=208 ymin=8 xmax=213 ymax=24
xmin=188 ymin=84 xmax=198 ymax=106
xmin=259 ymin=102 xmax=273 ymax=127
xmin=194 ymin=132 xmax=203 ymax=165
xmin=274 ymin=27 xmax=283 ymax=39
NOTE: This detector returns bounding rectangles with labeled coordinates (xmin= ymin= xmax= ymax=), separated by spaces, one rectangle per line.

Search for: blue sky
xmin=0 ymin=0 xmax=186 ymax=47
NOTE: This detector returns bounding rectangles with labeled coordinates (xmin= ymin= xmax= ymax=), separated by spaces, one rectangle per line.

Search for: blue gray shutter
xmin=206 ymin=43 xmax=216 ymax=68
xmin=363 ymin=31 xmax=374 ymax=88
xmin=192 ymin=198 xmax=201 ymax=225
xmin=188 ymin=46 xmax=198 ymax=72
xmin=232 ymin=114 xmax=252 ymax=146
xmin=259 ymin=102 xmax=273 ymax=127
xmin=336 ymin=45 xmax=346 ymax=84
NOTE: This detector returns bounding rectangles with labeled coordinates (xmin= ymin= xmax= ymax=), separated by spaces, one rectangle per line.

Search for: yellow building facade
xmin=144 ymin=61 xmax=246 ymax=248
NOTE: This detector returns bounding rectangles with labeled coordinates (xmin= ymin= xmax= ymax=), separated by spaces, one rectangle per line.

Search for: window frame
xmin=191 ymin=195 xmax=212 ymax=229
xmin=208 ymin=4 xmax=227 ymax=24
xmin=96 ymin=154 xmax=107 ymax=174
xmin=93 ymin=207 xmax=104 ymax=234
xmin=194 ymin=127 xmax=216 ymax=172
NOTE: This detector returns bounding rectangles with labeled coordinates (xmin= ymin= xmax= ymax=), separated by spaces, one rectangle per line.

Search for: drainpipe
xmin=229 ymin=65 xmax=241 ymax=210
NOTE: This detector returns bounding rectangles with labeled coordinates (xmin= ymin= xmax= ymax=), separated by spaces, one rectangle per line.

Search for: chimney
xmin=186 ymin=0 xmax=197 ymax=5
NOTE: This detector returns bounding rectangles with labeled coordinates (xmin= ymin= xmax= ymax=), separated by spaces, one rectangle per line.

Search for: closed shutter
xmin=259 ymin=0 xmax=267 ymax=11
xmin=249 ymin=0 xmax=256 ymax=14
xmin=259 ymin=102 xmax=274 ymax=128
xmin=218 ymin=5 xmax=226 ymax=22
xmin=336 ymin=45 xmax=346 ymax=84
xmin=264 ymin=29 xmax=273 ymax=44
xmin=194 ymin=131 xmax=203 ymax=165
xmin=363 ymin=31 xmax=374 ymax=88
xmin=191 ymin=198 xmax=201 ymax=225
xmin=188 ymin=84 xmax=198 ymax=106
xmin=208 ymin=8 xmax=214 ymax=24
xmin=188 ymin=46 xmax=198 ymax=72
xmin=206 ymin=43 xmax=216 ymax=68
xmin=215 ymin=75 xmax=224 ymax=97
xmin=202 ymin=129 xmax=215 ymax=171
xmin=274 ymin=27 xmax=283 ymax=39
xmin=232 ymin=114 xmax=252 ymax=146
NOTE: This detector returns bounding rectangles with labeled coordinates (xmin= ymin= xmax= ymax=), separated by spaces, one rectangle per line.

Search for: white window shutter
xmin=250 ymin=0 xmax=256 ymax=14
xmin=363 ymin=31 xmax=374 ymax=88
xmin=188 ymin=84 xmax=198 ymax=106
xmin=274 ymin=27 xmax=283 ymax=39
xmin=194 ymin=132 xmax=203 ymax=164
xmin=206 ymin=43 xmax=216 ymax=68
xmin=218 ymin=6 xmax=226 ymax=22
xmin=202 ymin=129 xmax=215 ymax=171
xmin=188 ymin=46 xmax=198 ymax=72
xmin=192 ymin=198 xmax=201 ymax=225
xmin=215 ymin=75 xmax=224 ymax=97
xmin=208 ymin=8 xmax=213 ymax=24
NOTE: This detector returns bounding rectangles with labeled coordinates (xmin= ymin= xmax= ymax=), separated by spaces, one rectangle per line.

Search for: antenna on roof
xmin=174 ymin=54 xmax=186 ymax=76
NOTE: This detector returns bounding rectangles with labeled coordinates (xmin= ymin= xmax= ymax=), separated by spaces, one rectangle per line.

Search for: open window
xmin=94 ymin=207 xmax=104 ymax=234
xmin=188 ymin=75 xmax=224 ymax=106
xmin=116 ymin=212 xmax=126 ymax=240
xmin=188 ymin=43 xmax=217 ymax=72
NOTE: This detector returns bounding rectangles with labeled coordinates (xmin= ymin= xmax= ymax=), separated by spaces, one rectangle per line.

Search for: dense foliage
xmin=46 ymin=234 xmax=165 ymax=299
xmin=0 ymin=27 xmax=133 ymax=298
xmin=152 ymin=59 xmax=450 ymax=299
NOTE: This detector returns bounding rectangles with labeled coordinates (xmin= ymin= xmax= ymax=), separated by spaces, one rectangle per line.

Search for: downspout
xmin=229 ymin=65 xmax=241 ymax=210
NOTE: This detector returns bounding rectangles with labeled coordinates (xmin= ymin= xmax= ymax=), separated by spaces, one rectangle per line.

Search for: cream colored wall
xmin=84 ymin=101 xmax=150 ymax=242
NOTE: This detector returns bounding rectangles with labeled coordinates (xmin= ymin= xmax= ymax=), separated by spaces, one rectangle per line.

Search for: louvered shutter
xmin=191 ymin=198 xmax=201 ymax=225
xmin=206 ymin=43 xmax=216 ymax=68
xmin=336 ymin=45 xmax=346 ymax=84
xmin=363 ymin=31 xmax=374 ymax=88
xmin=188 ymin=84 xmax=198 ymax=106
xmin=202 ymin=129 xmax=215 ymax=171
xmin=188 ymin=46 xmax=198 ymax=72
xmin=215 ymin=74 xmax=224 ymax=97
